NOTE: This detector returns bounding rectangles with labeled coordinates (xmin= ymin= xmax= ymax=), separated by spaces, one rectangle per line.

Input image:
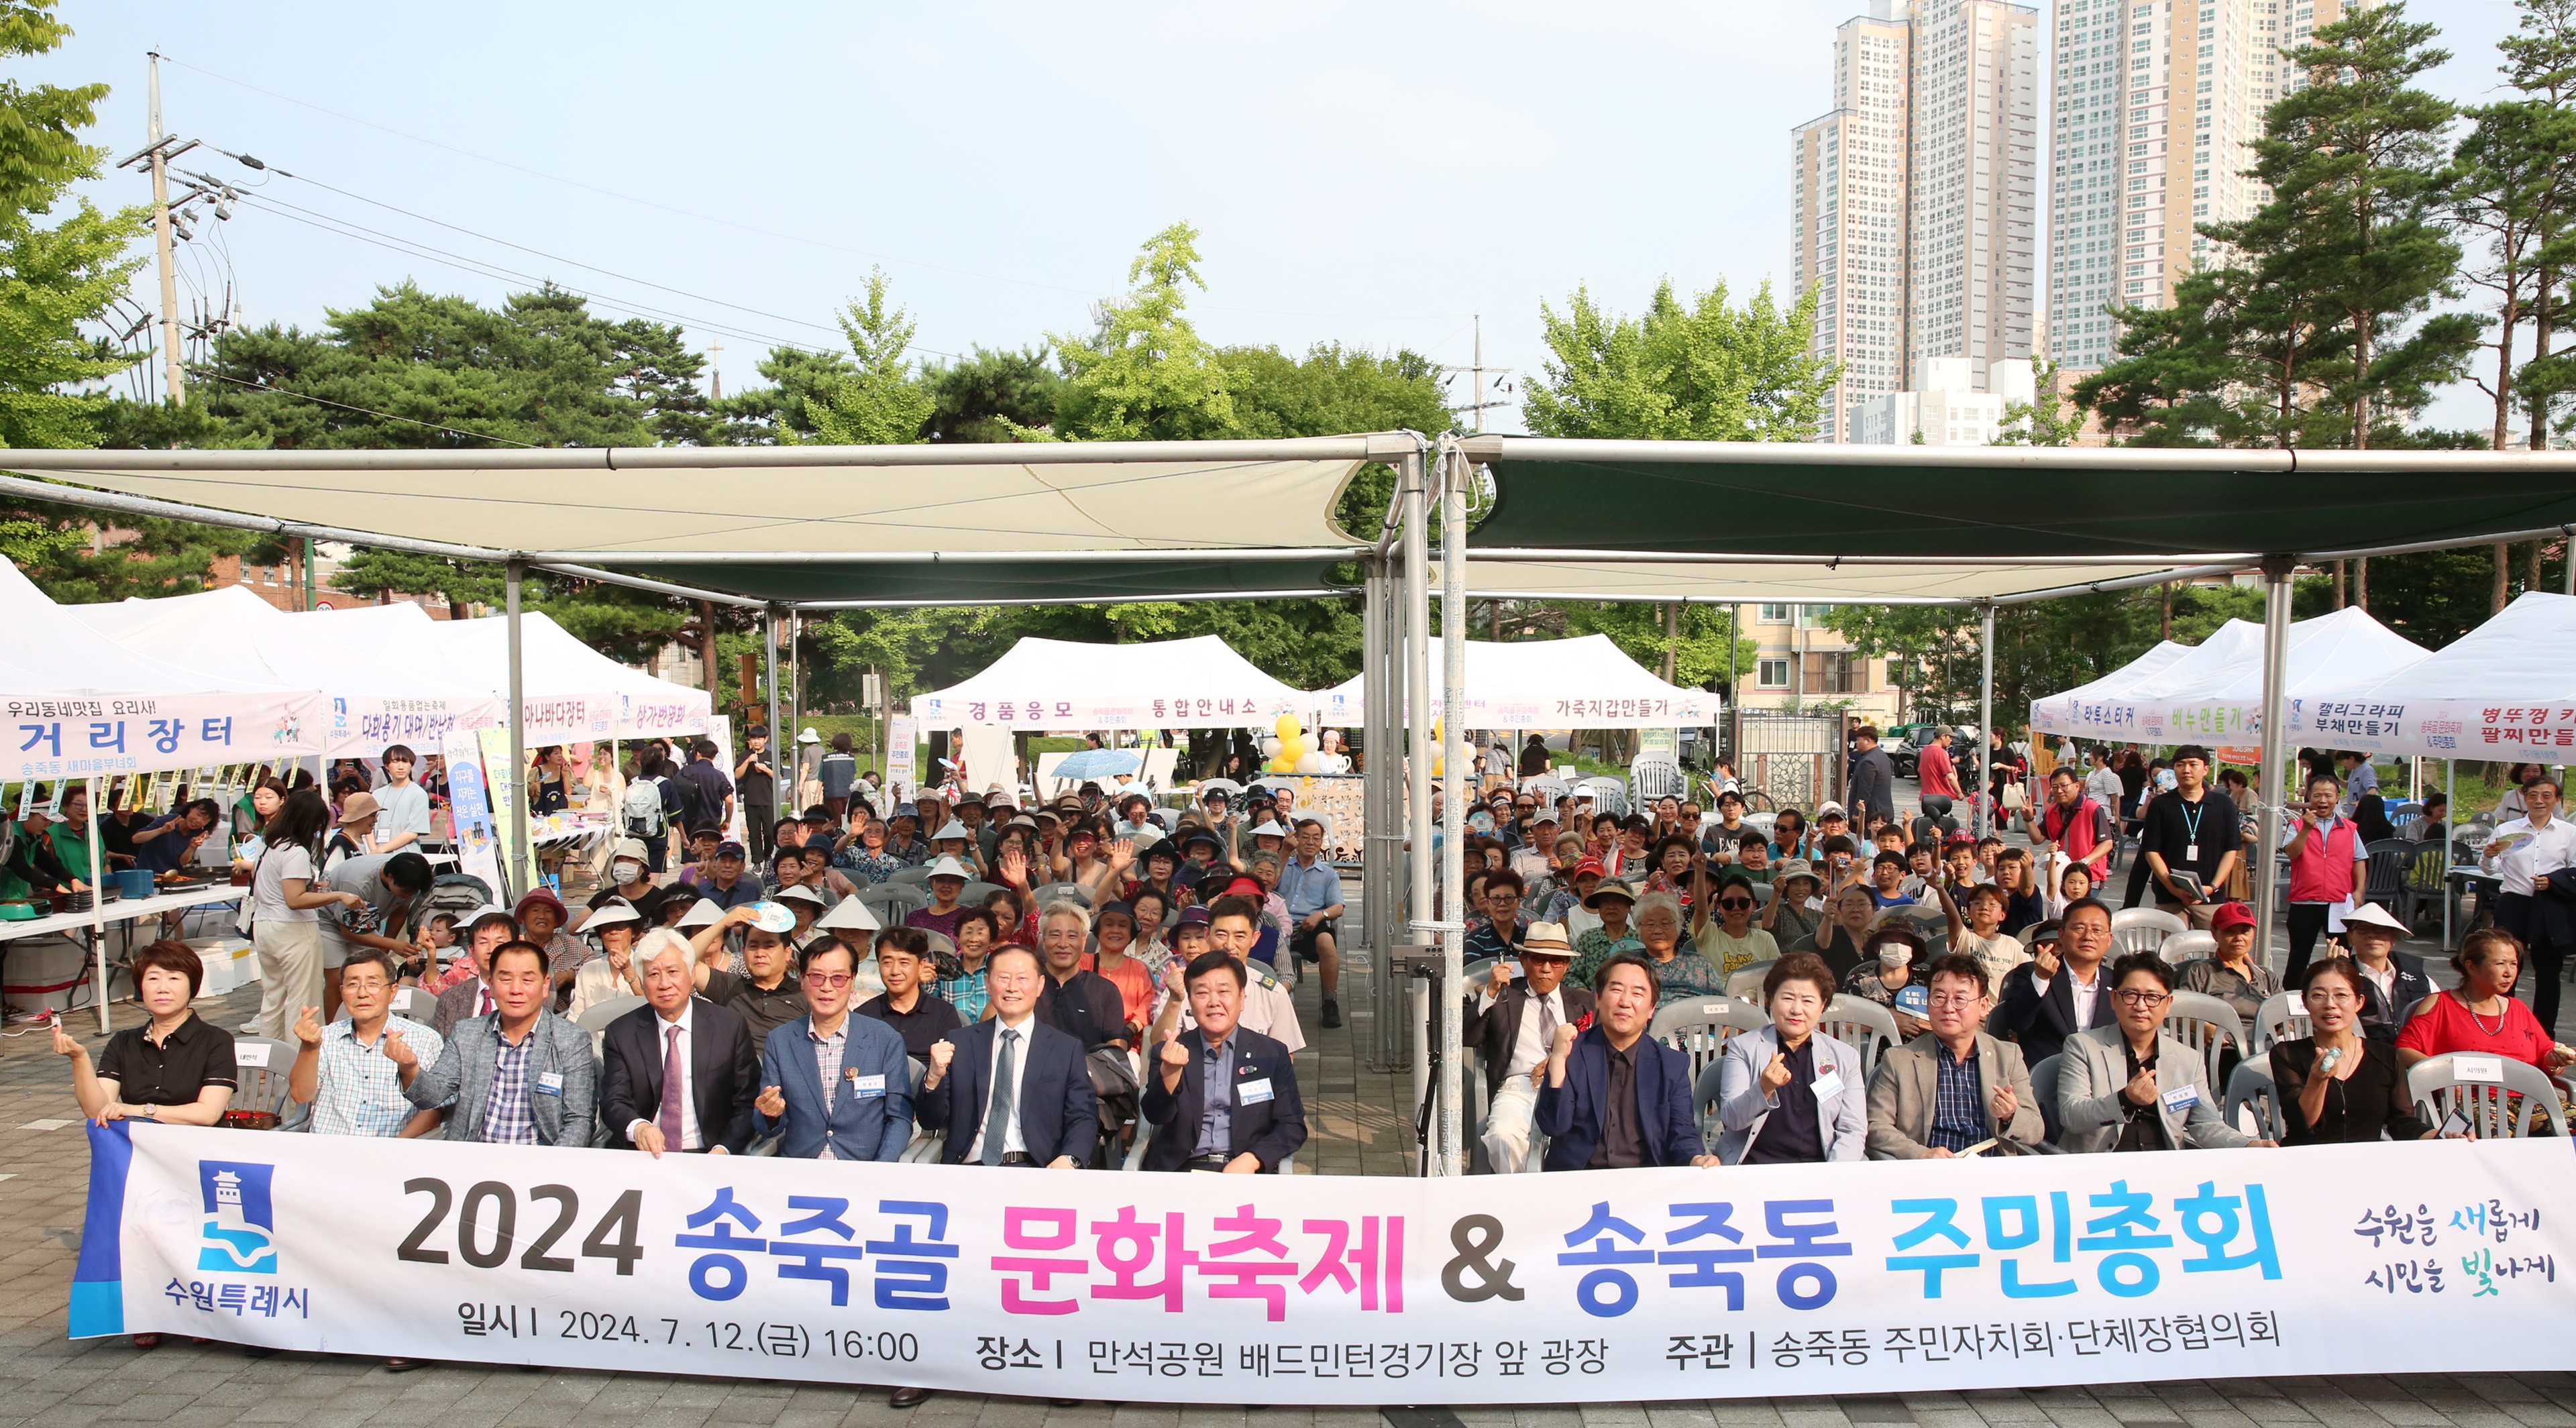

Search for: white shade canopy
xmin=421 ymin=610 xmax=712 ymax=740
xmin=0 ymin=559 xmax=321 ymax=781
xmin=2032 ymin=607 xmax=2429 ymax=746
xmin=2028 ymin=640 xmax=2194 ymax=736
xmin=68 ymin=585 xmax=502 ymax=757
xmin=2288 ymin=590 xmax=2576 ymax=759
xmin=910 ymin=636 xmax=1311 ymax=730
xmin=1318 ymin=634 xmax=1719 ymax=730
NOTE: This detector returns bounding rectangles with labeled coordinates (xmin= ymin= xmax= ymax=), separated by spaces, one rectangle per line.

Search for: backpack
xmin=623 ymin=776 xmax=667 ymax=840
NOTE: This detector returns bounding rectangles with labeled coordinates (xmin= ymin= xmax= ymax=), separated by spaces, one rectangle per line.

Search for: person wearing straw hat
xmin=905 ymin=854 xmax=977 ymax=941
xmin=688 ymin=903 xmax=810 ymax=1044
xmin=1467 ymin=921 xmax=1593 ymax=1173
xmin=2332 ymin=902 xmax=2432 ymax=1040
xmin=773 ymin=883 xmax=829 ymax=952
xmin=1762 ymin=858 xmax=1827 ymax=950
xmin=1568 ymin=877 xmax=1643 ymax=990
xmin=928 ymin=816 xmax=985 ymax=879
xmin=564 ymin=898 xmax=648 ymax=1020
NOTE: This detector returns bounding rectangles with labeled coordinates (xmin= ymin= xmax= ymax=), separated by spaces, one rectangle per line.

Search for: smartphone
xmin=2440 ymin=1109 xmax=2471 ymax=1138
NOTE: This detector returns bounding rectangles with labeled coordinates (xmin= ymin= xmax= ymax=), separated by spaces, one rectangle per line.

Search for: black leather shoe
xmin=385 ymin=1358 xmax=423 ymax=1373
xmin=1320 ymin=999 xmax=1342 ymax=1029
xmin=888 ymin=1387 xmax=931 ymax=1409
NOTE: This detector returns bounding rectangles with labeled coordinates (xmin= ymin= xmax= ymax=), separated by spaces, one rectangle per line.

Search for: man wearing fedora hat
xmin=1466 ymin=922 xmax=1593 ymax=1173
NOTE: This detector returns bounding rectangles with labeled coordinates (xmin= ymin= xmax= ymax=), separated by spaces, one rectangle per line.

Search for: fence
xmin=1731 ymin=708 xmax=1849 ymax=810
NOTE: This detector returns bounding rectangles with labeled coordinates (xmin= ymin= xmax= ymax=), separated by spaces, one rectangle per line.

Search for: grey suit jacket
xmin=2055 ymin=1024 xmax=2253 ymax=1154
xmin=1714 ymin=1025 xmax=1868 ymax=1164
xmin=405 ymin=1009 xmax=598 ymax=1146
xmin=1864 ymin=1032 xmax=2045 ymax=1158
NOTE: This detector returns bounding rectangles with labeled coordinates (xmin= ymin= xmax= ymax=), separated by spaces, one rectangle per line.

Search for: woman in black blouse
xmin=2271 ymin=957 xmax=2435 ymax=1145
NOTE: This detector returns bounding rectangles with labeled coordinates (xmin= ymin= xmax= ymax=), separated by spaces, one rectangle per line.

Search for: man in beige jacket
xmin=1866 ymin=952 xmax=2046 ymax=1158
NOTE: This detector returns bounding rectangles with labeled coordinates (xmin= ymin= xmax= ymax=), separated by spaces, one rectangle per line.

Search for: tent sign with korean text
xmin=1319 ymin=635 xmax=1717 ymax=731
xmin=911 ymin=636 xmax=1311 ymax=731
xmin=2288 ymin=590 xmax=2576 ymax=759
xmin=73 ymin=1125 xmax=2573 ymax=1404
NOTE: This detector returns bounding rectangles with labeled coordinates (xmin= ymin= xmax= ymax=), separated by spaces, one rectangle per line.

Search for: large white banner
xmin=72 ymin=1125 xmax=2573 ymax=1402
xmin=2286 ymin=696 xmax=2552 ymax=761
xmin=2 ymin=690 xmax=324 ymax=783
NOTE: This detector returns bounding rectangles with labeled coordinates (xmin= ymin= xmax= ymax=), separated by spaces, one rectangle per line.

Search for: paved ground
xmin=1 ymin=788 xmax=2569 ymax=1419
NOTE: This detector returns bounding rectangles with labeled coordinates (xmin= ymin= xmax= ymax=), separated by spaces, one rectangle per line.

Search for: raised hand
xmin=926 ymin=1039 xmax=955 ymax=1076
xmin=1990 ymin=1081 xmax=2018 ymax=1124
xmin=293 ymin=1005 xmax=325 ymax=1049
xmin=755 ymin=1083 xmax=787 ymax=1119
xmin=2032 ymin=939 xmax=2061 ymax=979
xmin=1159 ymin=1034 xmax=1191 ymax=1073
xmin=1760 ymin=1052 xmax=1794 ymax=1096
xmin=1109 ymin=838 xmax=1136 ymax=873
xmin=381 ymin=1026 xmax=419 ymax=1068
xmin=2123 ymin=1062 xmax=2160 ymax=1108
xmin=50 ymin=1020 xmax=85 ymax=1062
xmin=1488 ymin=958 xmax=1513 ymax=995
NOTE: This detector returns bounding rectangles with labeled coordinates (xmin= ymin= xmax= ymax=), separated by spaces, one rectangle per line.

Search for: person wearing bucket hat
xmin=1467 ymin=920 xmax=1593 ymax=1173
xmin=511 ymin=887 xmax=584 ymax=989
xmin=906 ymin=855 xmax=977 ymax=940
xmin=1762 ymin=858 xmax=1826 ymax=949
xmin=564 ymin=899 xmax=648 ymax=1020
xmin=1568 ymin=879 xmax=1644 ymax=991
xmin=581 ymin=836 xmax=674 ymax=930
xmin=2177 ymin=900 xmax=2279 ymax=1026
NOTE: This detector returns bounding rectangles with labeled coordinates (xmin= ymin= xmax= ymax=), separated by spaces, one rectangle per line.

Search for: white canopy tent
xmin=2028 ymin=608 xmax=2429 ymax=746
xmin=68 ymin=585 xmax=501 ymax=756
xmin=2288 ymin=591 xmax=2576 ymax=759
xmin=2027 ymin=640 xmax=2192 ymax=737
xmin=910 ymin=635 xmax=1311 ymax=730
xmin=424 ymin=610 xmax=712 ymax=741
xmin=1316 ymin=634 xmax=1717 ymax=730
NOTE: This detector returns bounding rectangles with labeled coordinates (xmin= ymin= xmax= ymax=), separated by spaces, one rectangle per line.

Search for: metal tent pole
xmin=88 ymin=775 xmax=107 ymax=1035
xmin=2251 ymin=559 xmax=2294 ymax=971
xmin=1401 ymin=453 xmax=1436 ymax=1166
xmin=1438 ymin=447 xmax=1469 ymax=1178
xmin=765 ymin=606 xmax=783 ymax=843
xmin=1362 ymin=553 xmax=1399 ymax=1072
xmin=1978 ymin=602 xmax=1996 ymax=838
xmin=506 ymin=559 xmax=530 ymax=900
xmin=2444 ymin=756 xmax=2457 ymax=952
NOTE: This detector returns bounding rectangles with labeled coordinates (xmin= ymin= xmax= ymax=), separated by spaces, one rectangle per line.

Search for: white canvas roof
xmin=1318 ymin=634 xmax=1718 ymax=730
xmin=422 ymin=611 xmax=712 ymax=740
xmin=2288 ymin=590 xmax=2576 ymax=759
xmin=2028 ymin=640 xmax=2194 ymax=737
xmin=2033 ymin=607 xmax=2428 ymax=747
xmin=69 ymin=586 xmax=502 ymax=757
xmin=0 ymin=560 xmax=321 ymax=780
xmin=910 ymin=636 xmax=1311 ymax=730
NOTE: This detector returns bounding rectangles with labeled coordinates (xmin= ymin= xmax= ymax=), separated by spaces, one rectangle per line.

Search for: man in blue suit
xmin=1139 ymin=950 xmax=1307 ymax=1172
xmin=918 ymin=944 xmax=1097 ymax=1167
xmin=754 ymin=937 xmax=912 ymax=1162
xmin=1535 ymin=953 xmax=1719 ymax=1170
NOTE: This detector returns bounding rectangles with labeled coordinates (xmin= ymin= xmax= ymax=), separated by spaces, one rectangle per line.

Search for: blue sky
xmin=21 ymin=1 xmax=2529 ymax=435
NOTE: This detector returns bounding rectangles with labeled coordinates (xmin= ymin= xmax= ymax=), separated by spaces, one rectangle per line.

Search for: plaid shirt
xmin=480 ymin=1029 xmax=541 ymax=1146
xmin=938 ymin=966 xmax=989 ymax=1022
xmin=311 ymin=1014 xmax=445 ymax=1138
xmin=810 ymin=1018 xmax=848 ymax=1161
xmin=1927 ymin=1037 xmax=1986 ymax=1152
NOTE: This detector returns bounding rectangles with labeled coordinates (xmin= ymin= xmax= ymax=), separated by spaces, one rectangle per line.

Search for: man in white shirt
xmin=2483 ymin=774 xmax=2576 ymax=1036
xmin=370 ymin=745 xmax=434 ymax=855
xmin=1464 ymin=923 xmax=1593 ymax=1172
xmin=1996 ymin=896 xmax=2117 ymax=1075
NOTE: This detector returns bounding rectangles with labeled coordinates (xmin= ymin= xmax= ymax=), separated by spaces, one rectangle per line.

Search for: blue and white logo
xmin=196 ymin=1160 xmax=278 ymax=1274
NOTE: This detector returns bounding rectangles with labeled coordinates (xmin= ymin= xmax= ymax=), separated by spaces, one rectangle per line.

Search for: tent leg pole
xmin=1438 ymin=445 xmax=1468 ymax=1178
xmin=1401 ymin=447 xmax=1436 ymax=1172
xmin=1362 ymin=555 xmax=1397 ymax=1073
xmin=2445 ymin=757 xmax=2456 ymax=952
xmin=1978 ymin=602 xmax=1996 ymax=838
xmin=765 ymin=606 xmax=782 ymax=828
xmin=2251 ymin=559 xmax=2293 ymax=973
xmin=506 ymin=559 xmax=530 ymax=901
xmin=89 ymin=775 xmax=107 ymax=1036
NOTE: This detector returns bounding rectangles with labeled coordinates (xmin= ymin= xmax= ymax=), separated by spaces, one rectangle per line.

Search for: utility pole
xmin=1440 ymin=315 xmax=1514 ymax=431
xmin=147 ymin=53 xmax=184 ymax=404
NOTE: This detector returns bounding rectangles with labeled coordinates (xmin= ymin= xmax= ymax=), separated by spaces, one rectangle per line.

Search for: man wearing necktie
xmin=1139 ymin=950 xmax=1307 ymax=1172
xmin=602 ymin=931 xmax=760 ymax=1155
xmin=1464 ymin=922 xmax=1593 ymax=1173
xmin=919 ymin=944 xmax=1097 ymax=1168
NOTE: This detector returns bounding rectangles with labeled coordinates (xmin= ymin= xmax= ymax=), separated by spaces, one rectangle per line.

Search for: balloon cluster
xmin=1264 ymin=713 xmax=1328 ymax=775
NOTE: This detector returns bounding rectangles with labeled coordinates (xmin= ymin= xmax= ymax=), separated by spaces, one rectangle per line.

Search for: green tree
xmin=1216 ymin=341 xmax=1449 ymax=538
xmin=804 ymin=268 xmax=934 ymax=445
xmin=922 ymin=345 xmax=1064 ymax=443
xmin=1994 ymin=358 xmax=2084 ymax=447
xmin=2447 ymin=96 xmax=2576 ymax=446
xmin=1523 ymin=278 xmax=1838 ymax=441
xmin=714 ymin=345 xmax=857 ymax=443
xmin=2494 ymin=0 xmax=2576 ymax=447
xmin=1049 ymin=222 xmax=1238 ymax=441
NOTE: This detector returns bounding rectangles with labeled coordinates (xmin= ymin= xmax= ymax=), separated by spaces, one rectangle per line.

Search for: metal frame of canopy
xmin=13 ymin=433 xmax=2576 ymax=1175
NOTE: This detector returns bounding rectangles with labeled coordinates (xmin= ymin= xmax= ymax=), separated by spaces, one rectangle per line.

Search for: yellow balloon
xmin=1275 ymin=713 xmax=1303 ymax=739
xmin=1277 ymin=735 xmax=1307 ymax=765
xmin=1266 ymin=759 xmax=1293 ymax=773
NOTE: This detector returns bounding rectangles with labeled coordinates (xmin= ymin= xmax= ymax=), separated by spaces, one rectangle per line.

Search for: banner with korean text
xmin=72 ymin=1125 xmax=2572 ymax=1403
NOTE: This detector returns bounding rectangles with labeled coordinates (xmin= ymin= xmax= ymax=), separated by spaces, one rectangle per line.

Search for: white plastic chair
xmin=2157 ymin=929 xmax=2217 ymax=967
xmin=1822 ymin=995 xmax=1900 ymax=1077
xmin=2160 ymin=990 xmax=2247 ymax=1090
xmin=1650 ymin=995 xmax=1773 ymax=1084
xmin=2250 ymin=991 xmax=2308 ymax=1053
xmin=2109 ymin=906 xmax=2187 ymax=959
xmin=1630 ymin=756 xmax=1686 ymax=804
xmin=857 ymin=884 xmax=928 ymax=918
xmin=2222 ymin=1051 xmax=2284 ymax=1139
xmin=229 ymin=1036 xmax=309 ymax=1132
xmin=1725 ymin=959 xmax=1778 ymax=1001
xmin=2408 ymin=1052 xmax=2572 ymax=1138
xmin=1032 ymin=881 xmax=1093 ymax=909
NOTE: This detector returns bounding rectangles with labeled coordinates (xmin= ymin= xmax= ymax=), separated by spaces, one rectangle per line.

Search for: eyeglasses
xmin=2112 ymin=989 xmax=2171 ymax=1007
xmin=1717 ymin=899 xmax=1755 ymax=910
xmin=1926 ymin=992 xmax=1982 ymax=1009
xmin=805 ymin=973 xmax=855 ymax=989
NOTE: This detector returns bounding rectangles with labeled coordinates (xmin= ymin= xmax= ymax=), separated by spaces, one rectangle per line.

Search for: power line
xmin=187 ymin=366 xmax=539 ymax=447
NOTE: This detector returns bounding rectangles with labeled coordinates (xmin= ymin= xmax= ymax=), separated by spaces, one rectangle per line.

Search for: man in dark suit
xmin=1534 ymin=953 xmax=1717 ymax=1170
xmin=1464 ymin=922 xmax=1593 ymax=1173
xmin=918 ymin=944 xmax=1096 ymax=1168
xmin=1996 ymin=896 xmax=2118 ymax=1074
xmin=1139 ymin=950 xmax=1307 ymax=1172
xmin=601 ymin=930 xmax=761 ymax=1154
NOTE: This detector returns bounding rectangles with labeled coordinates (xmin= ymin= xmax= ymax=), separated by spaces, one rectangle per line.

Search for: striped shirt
xmin=808 ymin=1018 xmax=848 ymax=1162
xmin=480 ymin=1029 xmax=539 ymax=1146
xmin=311 ymin=1015 xmax=445 ymax=1138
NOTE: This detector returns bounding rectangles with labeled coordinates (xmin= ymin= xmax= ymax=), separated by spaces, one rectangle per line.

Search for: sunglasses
xmin=1717 ymin=898 xmax=1755 ymax=910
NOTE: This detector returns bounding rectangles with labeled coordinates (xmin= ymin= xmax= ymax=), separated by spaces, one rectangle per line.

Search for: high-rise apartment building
xmin=2046 ymin=0 xmax=2355 ymax=370
xmin=1792 ymin=0 xmax=2039 ymax=441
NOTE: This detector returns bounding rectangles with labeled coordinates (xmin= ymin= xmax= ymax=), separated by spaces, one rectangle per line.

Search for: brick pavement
xmin=2 ymin=875 xmax=2572 ymax=1421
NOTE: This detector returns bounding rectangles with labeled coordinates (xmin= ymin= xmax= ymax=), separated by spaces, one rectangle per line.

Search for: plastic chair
xmin=1630 ymin=756 xmax=1686 ymax=804
xmin=2250 ymin=991 xmax=2308 ymax=1053
xmin=857 ymin=884 xmax=928 ymax=920
xmin=2160 ymin=990 xmax=2247 ymax=1090
xmin=2396 ymin=845 xmax=2447 ymax=930
xmin=1725 ymin=959 xmax=1777 ymax=1001
xmin=1650 ymin=995 xmax=1773 ymax=1084
xmin=1521 ymin=775 xmax=1571 ymax=804
xmin=888 ymin=865 xmax=936 ymax=887
xmin=1578 ymin=777 xmax=1631 ymax=818
xmin=2221 ymin=1051 xmax=2284 ymax=1140
xmin=2157 ymin=930 xmax=2217 ymax=967
xmin=2361 ymin=840 xmax=2416 ymax=912
xmin=960 ymin=881 xmax=1006 ymax=905
xmin=2027 ymin=1053 xmax=2063 ymax=1142
xmin=229 ymin=1036 xmax=309 ymax=1132
xmin=1822 ymin=995 xmax=1900 ymax=1077
xmin=2407 ymin=1052 xmax=2572 ymax=1138
xmin=575 ymin=995 xmax=646 ymax=1034
xmin=2108 ymin=906 xmax=2186 ymax=959
xmin=1032 ymin=881 xmax=1093 ymax=909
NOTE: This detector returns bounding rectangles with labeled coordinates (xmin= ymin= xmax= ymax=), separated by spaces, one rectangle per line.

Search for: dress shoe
xmin=888 ymin=1387 xmax=931 ymax=1409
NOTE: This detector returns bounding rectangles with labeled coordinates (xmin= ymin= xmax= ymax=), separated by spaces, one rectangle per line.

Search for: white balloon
xmin=1293 ymin=751 xmax=1327 ymax=774
xmin=1260 ymin=736 xmax=1283 ymax=759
